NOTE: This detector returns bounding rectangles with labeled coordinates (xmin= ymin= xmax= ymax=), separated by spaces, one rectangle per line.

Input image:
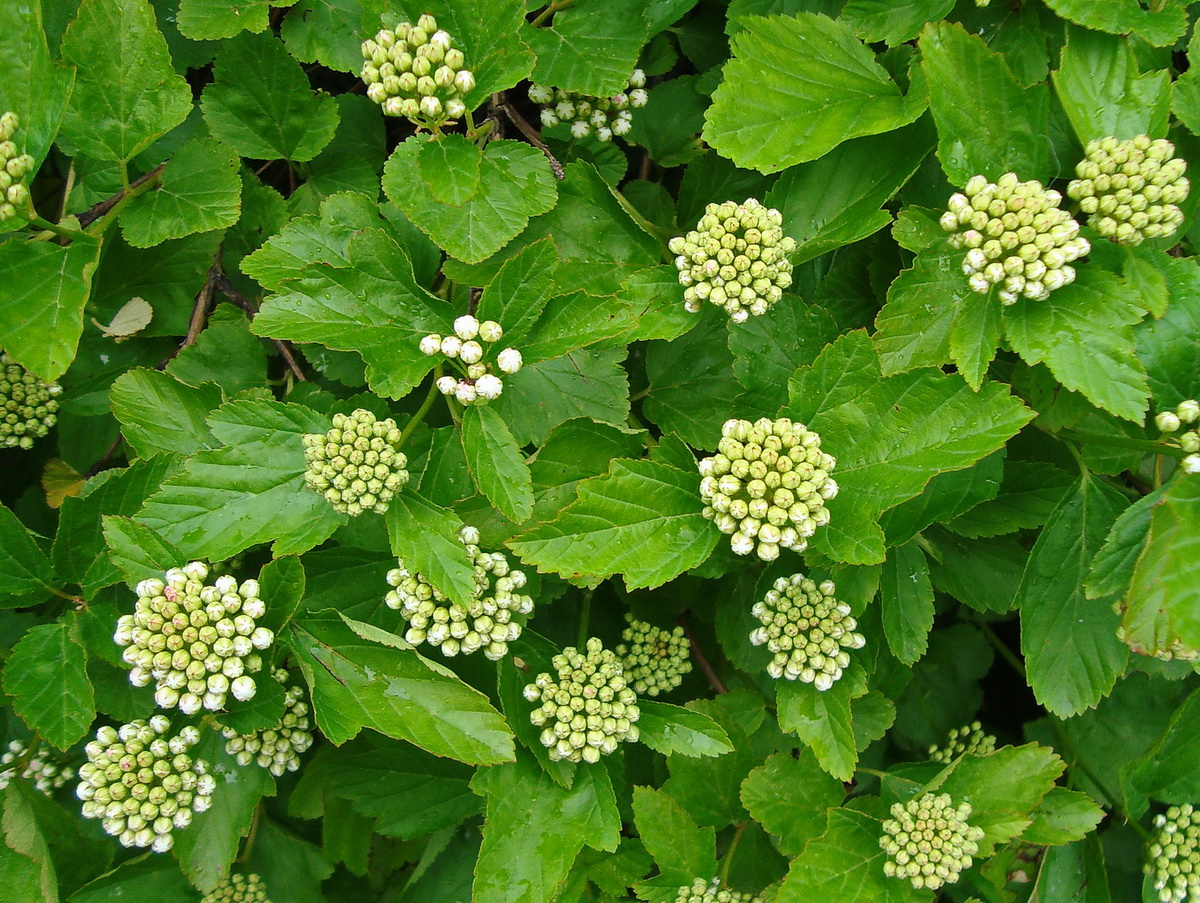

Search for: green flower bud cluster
xmin=698 ymin=417 xmax=838 ymax=561
xmin=674 ymin=878 xmax=763 ymax=903
xmin=941 ymin=172 xmax=1089 ymax=304
xmin=1154 ymin=399 xmax=1200 ymax=477
xmin=749 ymin=574 xmax=864 ymax=689
xmin=302 ymin=409 xmax=409 ymax=516
xmin=421 ymin=315 xmax=523 ymax=406
xmin=202 ymin=873 xmax=271 ymax=903
xmin=669 ymin=199 xmax=797 ymax=323
xmin=0 ymin=353 xmax=62 ymax=449
xmin=528 ymin=69 xmax=648 ymax=142
xmin=615 ymin=614 xmax=692 ymax=696
xmin=523 ymin=637 xmax=640 ymax=763
xmin=1149 ymin=804 xmax=1200 ymax=903
xmin=928 ymin=721 xmax=997 ymax=764
xmin=880 ymin=792 xmax=984 ymax=890
xmin=0 ymin=112 xmax=35 ymax=222
xmin=115 ymin=562 xmax=274 ymax=716
xmin=1067 ymin=136 xmax=1189 ymax=246
xmin=0 ymin=739 xmax=73 ymax=794
xmin=360 ymin=15 xmax=474 ymax=128
xmin=76 ymin=716 xmax=215 ymax=853
xmin=386 ymin=525 xmax=533 ymax=660
xmin=220 ymin=669 xmax=313 ymax=776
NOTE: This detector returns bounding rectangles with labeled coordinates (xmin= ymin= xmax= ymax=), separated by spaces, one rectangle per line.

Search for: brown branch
xmin=495 ymin=93 xmax=564 ymax=180
xmin=77 ymin=164 xmax=165 ymax=228
xmin=209 ymin=263 xmax=308 ymax=382
xmin=679 ymin=614 xmax=728 ymax=695
xmin=85 ymin=434 xmax=125 ymax=479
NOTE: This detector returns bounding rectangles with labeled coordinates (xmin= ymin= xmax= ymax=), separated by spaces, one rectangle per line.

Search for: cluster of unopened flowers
xmin=0 ymin=112 xmax=35 ymax=222
xmin=528 ymin=69 xmax=648 ymax=142
xmin=360 ymin=15 xmax=474 ymax=129
xmin=0 ymin=353 xmax=62 ymax=449
xmin=674 ymin=878 xmax=762 ymax=903
xmin=1155 ymin=398 xmax=1200 ymax=476
xmin=420 ymin=315 xmax=523 ymax=406
xmin=928 ymin=721 xmax=997 ymax=763
xmin=880 ymin=792 xmax=985 ymax=890
xmin=302 ymin=408 xmax=409 ymax=516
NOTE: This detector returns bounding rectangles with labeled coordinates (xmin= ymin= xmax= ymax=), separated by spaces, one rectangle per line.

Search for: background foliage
xmin=0 ymin=0 xmax=1197 ymax=901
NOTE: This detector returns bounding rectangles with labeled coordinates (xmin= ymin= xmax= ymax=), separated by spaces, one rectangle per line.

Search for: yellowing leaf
xmin=92 ymin=296 xmax=153 ymax=340
xmin=41 ymin=459 xmax=86 ymax=509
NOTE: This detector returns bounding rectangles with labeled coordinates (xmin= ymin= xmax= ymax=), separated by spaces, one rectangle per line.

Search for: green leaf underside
xmin=2 ymin=621 xmax=95 ymax=750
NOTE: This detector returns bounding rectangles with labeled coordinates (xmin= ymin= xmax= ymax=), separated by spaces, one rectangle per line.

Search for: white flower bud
xmin=497 ymin=348 xmax=522 ymax=373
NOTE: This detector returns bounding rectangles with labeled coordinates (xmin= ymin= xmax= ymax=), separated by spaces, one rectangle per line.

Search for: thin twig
xmin=86 ymin=435 xmax=125 ymax=478
xmin=495 ymin=93 xmax=564 ymax=180
xmin=77 ymin=164 xmax=165 ymax=229
xmin=210 ymin=268 xmax=307 ymax=382
xmin=679 ymin=614 xmax=728 ymax=694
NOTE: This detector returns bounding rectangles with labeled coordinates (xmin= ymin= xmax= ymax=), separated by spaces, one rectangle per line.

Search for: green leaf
xmin=631 ymin=785 xmax=715 ymax=886
xmin=280 ymin=0 xmax=366 ymax=73
xmin=1031 ymin=837 xmax=1112 ymax=903
xmin=740 ymin=750 xmax=845 ymax=857
xmin=487 ymin=348 xmax=632 ymax=447
xmin=475 ymin=240 xmax=558 ymax=347
xmin=497 ymin=630 xmax=577 ymax=786
xmin=526 ymin=0 xmax=649 ymax=96
xmin=625 ymin=75 xmax=709 ymax=169
xmin=1020 ymin=787 xmax=1106 ymax=845
xmin=321 ymin=740 xmax=481 ymax=838
xmin=253 ymin=229 xmax=452 ymax=399
xmin=0 ymin=503 xmax=58 ymax=605
xmin=841 ymin=0 xmax=954 ymax=45
xmin=175 ymin=732 xmax=275 ymax=894
xmin=919 ymin=20 xmax=1052 ymax=184
xmin=1041 ymin=0 xmax=1188 ymax=47
xmin=0 ymin=234 xmax=103 ymax=383
xmin=472 ymin=755 xmax=620 ymax=903
xmin=934 ymin=744 xmax=1066 ymax=853
xmin=728 ymin=295 xmax=840 ymax=413
xmin=891 ymin=624 xmax=993 ymax=750
xmin=880 ymin=539 xmax=934 ymax=666
xmin=1003 ymin=269 xmax=1150 ymax=423
xmin=1052 ymin=27 xmax=1171 ymax=146
xmin=119 ymin=137 xmax=242 ymax=248
xmin=777 ymin=806 xmax=922 ymax=903
xmin=926 ymin=529 xmax=1025 ymax=614
xmin=462 ymin=405 xmax=534 ymax=524
xmin=519 ymin=290 xmax=637 ymax=365
xmin=201 ymin=31 xmax=339 ymax=162
xmin=109 ymin=369 xmax=221 ymax=458
xmin=948 ymin=462 xmax=1074 ymax=539
xmin=243 ymin=818 xmax=333 ymax=903
xmin=879 ymin=450 xmax=1005 ymax=547
xmin=636 ymin=700 xmax=734 ymax=758
xmin=7 ymin=781 xmax=113 ymax=897
xmin=509 ymin=458 xmax=719 ymax=591
xmin=177 ymin=0 xmax=271 ymax=40
xmin=1121 ymin=476 xmax=1200 ymax=655
xmin=290 ymin=615 xmax=515 ymax=762
xmin=777 ymin=668 xmax=865 ymax=782
xmin=384 ymin=491 xmax=477 ymax=609
xmin=383 ymin=137 xmax=558 ymax=264
xmin=1136 ymin=256 xmax=1200 ymax=408
xmin=101 ymin=516 xmax=183 ymax=589
xmin=0 ymin=0 xmax=73 ymax=173
xmin=166 ymin=305 xmax=267 ymax=396
xmin=258 ymin=555 xmax=306 ymax=635
xmin=526 ymin=419 xmax=644 ymax=526
xmin=70 ymin=855 xmax=197 ymax=903
xmin=644 ymin=310 xmax=742 ymax=447
xmin=416 ymin=133 xmax=482 ymax=205
xmin=704 ymin=12 xmax=926 ymax=173
xmin=873 ymin=248 xmax=969 ymax=376
xmin=786 ymin=332 xmax=1034 ymax=565
xmin=59 ymin=0 xmax=192 ymax=163
xmin=764 ymin=119 xmax=935 ymax=265
xmin=1018 ymin=474 xmax=1130 ymax=719
xmin=1126 ymin=688 xmax=1200 ymax=805
xmin=2 ymin=620 xmax=95 ymax=750
xmin=136 ymin=397 xmax=345 ymax=561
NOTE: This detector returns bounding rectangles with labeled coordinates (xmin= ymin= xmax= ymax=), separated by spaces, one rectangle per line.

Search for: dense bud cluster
xmin=749 ymin=574 xmax=864 ymax=688
xmin=386 ymin=525 xmax=532 ymax=660
xmin=1148 ymin=804 xmax=1200 ymax=903
xmin=302 ymin=409 xmax=409 ymax=516
xmin=1068 ymin=136 xmax=1189 ymax=246
xmin=221 ymin=670 xmax=313 ymax=776
xmin=674 ymin=878 xmax=763 ymax=903
xmin=0 ymin=740 xmax=73 ymax=793
xmin=880 ymin=792 xmax=984 ymax=889
xmin=115 ymin=562 xmax=274 ymax=715
xmin=76 ymin=716 xmax=214 ymax=852
xmin=941 ymin=173 xmax=1089 ymax=304
xmin=523 ymin=637 xmax=640 ymax=763
xmin=201 ymin=873 xmax=271 ymax=903
xmin=528 ymin=70 xmax=648 ymax=142
xmin=669 ymin=199 xmax=796 ymax=323
xmin=0 ymin=112 xmax=35 ymax=222
xmin=0 ymin=354 xmax=62 ymax=449
xmin=928 ymin=721 xmax=998 ymax=763
xmin=421 ymin=315 xmax=523 ymax=406
xmin=1154 ymin=398 xmax=1200 ymax=477
xmin=615 ymin=615 xmax=692 ymax=696
xmin=360 ymin=15 xmax=474 ymax=129
xmin=698 ymin=417 xmax=837 ymax=561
